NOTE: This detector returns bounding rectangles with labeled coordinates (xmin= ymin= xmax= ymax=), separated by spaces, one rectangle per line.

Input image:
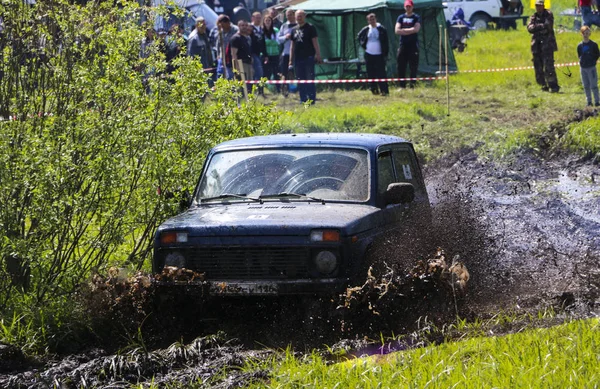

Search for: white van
xmin=443 ymin=0 xmax=526 ymax=30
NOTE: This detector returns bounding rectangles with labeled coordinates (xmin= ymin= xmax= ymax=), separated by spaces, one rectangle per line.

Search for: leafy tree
xmin=0 ymin=0 xmax=279 ymax=328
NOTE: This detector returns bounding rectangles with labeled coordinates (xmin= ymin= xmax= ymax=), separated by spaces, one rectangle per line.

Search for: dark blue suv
xmin=153 ymin=133 xmax=430 ymax=295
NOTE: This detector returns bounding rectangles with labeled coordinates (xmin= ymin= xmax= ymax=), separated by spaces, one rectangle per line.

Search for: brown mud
xmin=1 ymin=150 xmax=599 ymax=388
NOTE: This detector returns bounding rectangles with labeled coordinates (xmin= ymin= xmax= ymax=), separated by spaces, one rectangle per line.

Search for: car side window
xmin=377 ymin=151 xmax=395 ymax=198
xmin=392 ymin=148 xmax=424 ymax=195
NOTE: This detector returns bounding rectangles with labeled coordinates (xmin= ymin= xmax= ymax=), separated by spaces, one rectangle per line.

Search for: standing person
xmin=527 ymin=0 xmax=559 ymax=93
xmin=164 ymin=24 xmax=184 ymax=74
xmin=229 ymin=20 xmax=253 ymax=85
xmin=577 ymin=25 xmax=600 ymax=106
xmin=269 ymin=7 xmax=282 ymax=30
xmin=263 ymin=14 xmax=281 ymax=93
xmin=210 ymin=14 xmax=239 ymax=80
xmin=357 ymin=13 xmax=389 ymax=96
xmin=277 ymin=9 xmax=297 ymax=86
xmin=395 ymin=0 xmax=421 ymax=88
xmin=289 ymin=9 xmax=322 ymax=104
xmin=250 ymin=11 xmax=265 ymax=85
xmin=187 ymin=17 xmax=214 ymax=72
xmin=578 ymin=0 xmax=600 ymax=28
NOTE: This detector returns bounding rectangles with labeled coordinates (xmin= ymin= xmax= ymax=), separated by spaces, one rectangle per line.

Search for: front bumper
xmin=154 ymin=278 xmax=348 ymax=296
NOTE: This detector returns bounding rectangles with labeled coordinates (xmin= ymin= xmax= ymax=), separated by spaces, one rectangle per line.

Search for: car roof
xmin=212 ymin=133 xmax=411 ymax=152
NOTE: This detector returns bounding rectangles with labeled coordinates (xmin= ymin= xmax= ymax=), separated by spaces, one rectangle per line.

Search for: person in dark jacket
xmin=395 ymin=0 xmax=421 ymax=88
xmin=187 ymin=17 xmax=214 ymax=72
xmin=577 ymin=25 xmax=600 ymax=106
xmin=527 ymin=0 xmax=559 ymax=93
xmin=357 ymin=13 xmax=389 ymax=95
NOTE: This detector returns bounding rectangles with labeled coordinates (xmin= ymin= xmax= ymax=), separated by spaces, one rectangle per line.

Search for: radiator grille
xmin=178 ymin=247 xmax=310 ymax=279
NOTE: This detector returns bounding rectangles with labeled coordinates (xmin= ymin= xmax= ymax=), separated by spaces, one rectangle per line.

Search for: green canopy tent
xmin=289 ymin=0 xmax=457 ymax=80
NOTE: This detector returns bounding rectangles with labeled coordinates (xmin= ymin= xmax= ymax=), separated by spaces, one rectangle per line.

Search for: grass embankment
xmin=255 ymin=318 xmax=600 ymax=388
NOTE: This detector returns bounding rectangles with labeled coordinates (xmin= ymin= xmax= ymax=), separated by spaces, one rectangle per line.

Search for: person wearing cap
xmin=357 ymin=13 xmax=389 ymax=96
xmin=395 ymin=0 xmax=421 ymax=88
xmin=527 ymin=0 xmax=559 ymax=93
xmin=209 ymin=14 xmax=239 ymax=80
xmin=187 ymin=17 xmax=214 ymax=75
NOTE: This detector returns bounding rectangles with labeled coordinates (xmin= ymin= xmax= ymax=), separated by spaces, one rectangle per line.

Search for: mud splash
xmin=2 ymin=152 xmax=599 ymax=388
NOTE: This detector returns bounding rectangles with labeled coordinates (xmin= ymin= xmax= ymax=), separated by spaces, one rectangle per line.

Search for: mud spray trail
xmin=2 ymin=152 xmax=599 ymax=388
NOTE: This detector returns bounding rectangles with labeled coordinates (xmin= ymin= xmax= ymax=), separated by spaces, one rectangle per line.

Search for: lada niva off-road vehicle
xmin=153 ymin=133 xmax=430 ymax=295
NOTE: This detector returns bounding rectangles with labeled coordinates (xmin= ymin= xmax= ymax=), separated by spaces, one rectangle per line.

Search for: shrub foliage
xmin=0 ymin=0 xmax=279 ymax=318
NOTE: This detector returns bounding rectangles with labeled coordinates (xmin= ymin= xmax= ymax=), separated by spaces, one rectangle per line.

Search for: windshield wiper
xmin=200 ymin=193 xmax=261 ymax=203
xmin=259 ymin=192 xmax=325 ymax=204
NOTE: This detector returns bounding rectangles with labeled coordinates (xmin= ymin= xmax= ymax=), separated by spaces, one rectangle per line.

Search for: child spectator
xmin=577 ymin=25 xmax=600 ymax=106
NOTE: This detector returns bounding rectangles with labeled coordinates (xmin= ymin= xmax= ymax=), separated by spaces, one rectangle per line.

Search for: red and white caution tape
xmin=245 ymin=76 xmax=446 ymax=84
xmin=436 ymin=61 xmax=579 ymax=75
xmin=242 ymin=61 xmax=579 ymax=84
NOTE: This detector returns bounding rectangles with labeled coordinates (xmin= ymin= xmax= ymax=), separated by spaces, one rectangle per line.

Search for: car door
xmin=377 ymin=148 xmax=411 ymax=232
xmin=391 ymin=146 xmax=430 ymax=218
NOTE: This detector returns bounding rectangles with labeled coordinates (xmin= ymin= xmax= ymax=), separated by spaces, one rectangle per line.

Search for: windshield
xmin=196 ymin=148 xmax=370 ymax=203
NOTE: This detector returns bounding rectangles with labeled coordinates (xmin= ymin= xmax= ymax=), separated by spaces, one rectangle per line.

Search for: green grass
xmin=255 ymin=318 xmax=600 ymax=388
xmin=270 ymin=25 xmax=598 ymax=161
xmin=565 ymin=116 xmax=600 ymax=154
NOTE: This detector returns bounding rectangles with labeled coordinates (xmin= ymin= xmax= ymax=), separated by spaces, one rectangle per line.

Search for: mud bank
xmin=2 ymin=152 xmax=599 ymax=388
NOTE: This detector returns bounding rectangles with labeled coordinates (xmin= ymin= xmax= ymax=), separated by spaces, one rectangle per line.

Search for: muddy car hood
xmin=158 ymin=202 xmax=383 ymax=236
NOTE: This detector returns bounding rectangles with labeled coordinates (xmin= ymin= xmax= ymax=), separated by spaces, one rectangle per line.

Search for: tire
xmin=470 ymin=14 xmax=491 ymax=30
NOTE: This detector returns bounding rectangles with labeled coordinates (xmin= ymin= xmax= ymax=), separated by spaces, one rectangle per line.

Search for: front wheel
xmin=470 ymin=14 xmax=491 ymax=30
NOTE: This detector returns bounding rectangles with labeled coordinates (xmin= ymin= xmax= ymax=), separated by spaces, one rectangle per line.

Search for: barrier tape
xmin=245 ymin=76 xmax=447 ymax=84
xmin=241 ymin=61 xmax=579 ymax=84
xmin=436 ymin=61 xmax=579 ymax=75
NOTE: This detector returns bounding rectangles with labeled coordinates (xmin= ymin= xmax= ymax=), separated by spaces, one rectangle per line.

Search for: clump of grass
xmin=564 ymin=117 xmax=600 ymax=155
xmin=258 ymin=318 xmax=600 ymax=388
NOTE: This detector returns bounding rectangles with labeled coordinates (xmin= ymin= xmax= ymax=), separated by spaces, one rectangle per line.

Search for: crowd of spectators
xmin=141 ymin=3 xmax=423 ymax=104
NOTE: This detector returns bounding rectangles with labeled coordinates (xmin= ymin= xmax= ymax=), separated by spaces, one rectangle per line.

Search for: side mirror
xmin=385 ymin=182 xmax=415 ymax=205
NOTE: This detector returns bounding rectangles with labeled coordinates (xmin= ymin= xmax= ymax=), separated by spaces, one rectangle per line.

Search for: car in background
xmin=153 ymin=133 xmax=431 ymax=296
xmin=443 ymin=0 xmax=526 ymax=30
xmin=149 ymin=0 xmax=218 ymax=37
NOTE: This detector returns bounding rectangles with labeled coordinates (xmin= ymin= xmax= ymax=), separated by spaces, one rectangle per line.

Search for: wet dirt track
xmin=429 ymin=151 xmax=600 ymax=315
xmin=1 ymin=152 xmax=599 ymax=388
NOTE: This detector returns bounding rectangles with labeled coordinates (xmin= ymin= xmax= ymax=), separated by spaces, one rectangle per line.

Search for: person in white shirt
xmin=357 ymin=13 xmax=389 ymax=95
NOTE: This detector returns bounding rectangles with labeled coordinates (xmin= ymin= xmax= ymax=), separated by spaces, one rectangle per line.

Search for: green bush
xmin=0 ymin=0 xmax=279 ymax=349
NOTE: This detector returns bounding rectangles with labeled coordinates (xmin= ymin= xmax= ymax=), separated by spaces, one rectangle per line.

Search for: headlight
xmin=160 ymin=231 xmax=188 ymax=244
xmin=310 ymin=229 xmax=340 ymax=242
xmin=314 ymin=250 xmax=338 ymax=274
xmin=164 ymin=251 xmax=186 ymax=268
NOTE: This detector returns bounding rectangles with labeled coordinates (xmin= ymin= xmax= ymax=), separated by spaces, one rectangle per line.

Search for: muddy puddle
xmin=2 ymin=152 xmax=599 ymax=388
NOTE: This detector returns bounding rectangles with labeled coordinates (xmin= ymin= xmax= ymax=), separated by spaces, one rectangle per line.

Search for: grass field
xmin=269 ymin=19 xmax=599 ymax=162
xmin=253 ymin=318 xmax=600 ymax=388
